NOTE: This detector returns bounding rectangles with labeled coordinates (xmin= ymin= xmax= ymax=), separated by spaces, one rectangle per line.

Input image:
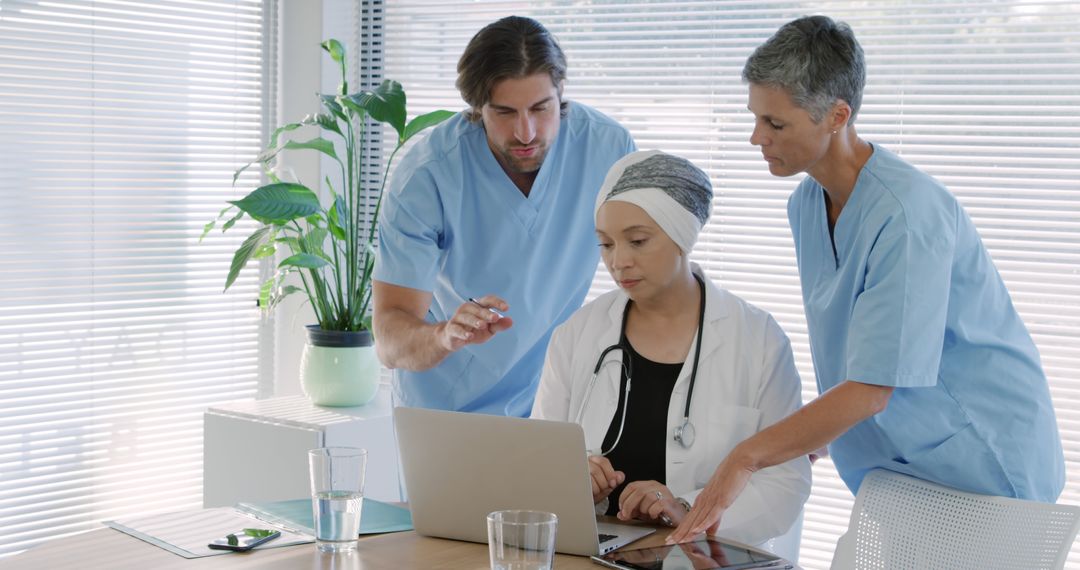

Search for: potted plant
xmin=201 ymin=39 xmax=453 ymax=406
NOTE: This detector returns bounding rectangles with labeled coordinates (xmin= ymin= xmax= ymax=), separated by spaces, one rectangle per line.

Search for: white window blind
xmin=0 ymin=0 xmax=269 ymax=557
xmin=368 ymin=1 xmax=1080 ymax=568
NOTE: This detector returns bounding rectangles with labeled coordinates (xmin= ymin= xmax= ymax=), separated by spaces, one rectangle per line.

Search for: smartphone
xmin=207 ymin=528 xmax=281 ymax=552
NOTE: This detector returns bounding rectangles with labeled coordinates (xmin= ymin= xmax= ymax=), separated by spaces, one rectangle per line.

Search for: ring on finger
xmin=655 ymin=491 xmax=663 ymax=501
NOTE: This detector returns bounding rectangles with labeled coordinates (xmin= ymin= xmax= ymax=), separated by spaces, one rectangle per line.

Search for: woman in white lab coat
xmin=531 ymin=151 xmax=810 ymax=548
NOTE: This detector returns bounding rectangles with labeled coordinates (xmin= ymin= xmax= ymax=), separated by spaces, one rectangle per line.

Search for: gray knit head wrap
xmin=595 ymin=150 xmax=713 ymax=252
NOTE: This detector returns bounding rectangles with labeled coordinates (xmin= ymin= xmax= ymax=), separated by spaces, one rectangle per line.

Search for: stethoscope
xmin=574 ymin=273 xmax=705 ymax=455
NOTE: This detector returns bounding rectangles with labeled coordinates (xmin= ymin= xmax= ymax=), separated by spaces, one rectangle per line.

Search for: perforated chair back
xmin=831 ymin=469 xmax=1080 ymax=570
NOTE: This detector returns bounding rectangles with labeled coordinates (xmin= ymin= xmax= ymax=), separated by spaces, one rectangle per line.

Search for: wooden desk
xmin=6 ymin=524 xmax=799 ymax=569
xmin=3 ymin=526 xmax=640 ymax=570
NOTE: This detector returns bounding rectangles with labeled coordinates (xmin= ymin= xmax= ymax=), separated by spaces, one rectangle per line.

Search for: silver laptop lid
xmin=394 ymin=407 xmax=612 ymax=556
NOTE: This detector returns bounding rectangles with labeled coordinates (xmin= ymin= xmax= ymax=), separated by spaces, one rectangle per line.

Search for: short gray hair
xmin=742 ymin=15 xmax=866 ymax=123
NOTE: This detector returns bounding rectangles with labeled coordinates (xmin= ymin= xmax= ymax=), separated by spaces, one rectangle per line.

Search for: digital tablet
xmin=590 ymin=536 xmax=790 ymax=570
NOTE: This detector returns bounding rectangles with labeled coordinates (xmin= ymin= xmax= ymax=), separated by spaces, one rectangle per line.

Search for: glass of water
xmin=487 ymin=510 xmax=558 ymax=570
xmin=309 ymin=447 xmax=367 ymax=553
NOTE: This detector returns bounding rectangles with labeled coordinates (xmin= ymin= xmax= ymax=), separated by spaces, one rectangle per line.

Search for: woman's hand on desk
xmin=617 ymin=481 xmax=689 ymax=526
xmin=667 ymin=454 xmax=753 ymax=543
xmin=588 ymin=455 xmax=625 ymax=504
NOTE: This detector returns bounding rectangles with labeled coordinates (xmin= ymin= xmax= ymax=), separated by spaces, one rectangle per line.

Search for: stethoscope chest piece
xmin=580 ymin=273 xmax=707 ymax=454
xmin=674 ymin=417 xmax=696 ymax=448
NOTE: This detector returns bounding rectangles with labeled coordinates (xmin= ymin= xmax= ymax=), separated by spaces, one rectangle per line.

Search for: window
xmin=367 ymin=1 xmax=1080 ymax=567
xmin=0 ymin=0 xmax=270 ymax=557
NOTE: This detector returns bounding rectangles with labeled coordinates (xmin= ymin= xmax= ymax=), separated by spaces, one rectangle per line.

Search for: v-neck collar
xmin=817 ymin=143 xmax=877 ymax=270
xmin=477 ymin=122 xmax=562 ymax=234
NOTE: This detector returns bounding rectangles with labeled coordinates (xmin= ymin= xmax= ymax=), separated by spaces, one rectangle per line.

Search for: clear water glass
xmin=487 ymin=510 xmax=558 ymax=570
xmin=309 ymin=447 xmax=367 ymax=553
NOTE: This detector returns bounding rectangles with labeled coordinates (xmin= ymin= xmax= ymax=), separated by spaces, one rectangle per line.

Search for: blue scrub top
xmin=374 ymin=102 xmax=635 ymax=417
xmin=789 ymin=143 xmax=1064 ymax=502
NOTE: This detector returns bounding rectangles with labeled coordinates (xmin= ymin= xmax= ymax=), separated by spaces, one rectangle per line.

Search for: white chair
xmin=831 ymin=469 xmax=1080 ymax=570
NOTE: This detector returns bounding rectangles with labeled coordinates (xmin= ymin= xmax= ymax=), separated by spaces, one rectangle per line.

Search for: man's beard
xmin=497 ymin=143 xmax=549 ymax=174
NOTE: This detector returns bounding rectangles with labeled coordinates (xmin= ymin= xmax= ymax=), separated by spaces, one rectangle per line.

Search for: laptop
xmin=393 ymin=406 xmax=656 ymax=556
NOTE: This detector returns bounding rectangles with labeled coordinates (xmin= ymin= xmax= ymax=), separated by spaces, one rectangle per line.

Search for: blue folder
xmin=236 ymin=497 xmax=413 ymax=536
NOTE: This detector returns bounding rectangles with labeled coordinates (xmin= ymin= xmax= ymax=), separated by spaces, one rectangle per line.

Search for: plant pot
xmin=300 ymin=325 xmax=380 ymax=407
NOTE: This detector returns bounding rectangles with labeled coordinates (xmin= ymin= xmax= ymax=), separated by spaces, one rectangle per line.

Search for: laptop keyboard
xmin=598 ymin=533 xmax=617 ymax=544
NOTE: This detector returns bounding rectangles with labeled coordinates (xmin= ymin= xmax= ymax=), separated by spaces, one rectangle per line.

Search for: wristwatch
xmin=659 ymin=497 xmax=693 ymax=527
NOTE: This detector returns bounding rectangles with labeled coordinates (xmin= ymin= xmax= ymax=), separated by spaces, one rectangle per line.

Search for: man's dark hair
xmin=456 ymin=16 xmax=568 ymax=122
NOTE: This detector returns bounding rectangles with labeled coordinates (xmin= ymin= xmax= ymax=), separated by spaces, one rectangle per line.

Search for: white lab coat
xmin=531 ymin=266 xmax=811 ymax=546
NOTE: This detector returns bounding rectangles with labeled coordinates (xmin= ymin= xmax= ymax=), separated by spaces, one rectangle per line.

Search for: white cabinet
xmin=203 ymin=384 xmax=399 ymax=507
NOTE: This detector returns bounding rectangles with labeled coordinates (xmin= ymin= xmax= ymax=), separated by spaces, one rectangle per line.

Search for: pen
xmin=467 ymin=297 xmax=506 ymax=320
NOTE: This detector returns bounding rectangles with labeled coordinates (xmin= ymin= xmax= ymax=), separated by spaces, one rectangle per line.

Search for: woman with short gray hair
xmin=670 ymin=15 xmax=1064 ymax=545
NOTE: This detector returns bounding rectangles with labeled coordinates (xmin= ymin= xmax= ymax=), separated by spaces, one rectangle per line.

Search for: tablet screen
xmin=598 ymin=536 xmax=786 ymax=570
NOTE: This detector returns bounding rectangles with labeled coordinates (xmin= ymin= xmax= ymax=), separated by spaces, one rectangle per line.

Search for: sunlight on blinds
xmin=0 ymin=0 xmax=268 ymax=557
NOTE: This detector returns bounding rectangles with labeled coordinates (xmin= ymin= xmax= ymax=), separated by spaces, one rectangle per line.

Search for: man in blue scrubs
xmin=671 ymin=15 xmax=1063 ymax=543
xmin=372 ymin=16 xmax=635 ymax=416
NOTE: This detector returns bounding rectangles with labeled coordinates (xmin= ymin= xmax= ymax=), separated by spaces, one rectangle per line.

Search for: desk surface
xmin=3 ymin=526 xmax=623 ymax=570
xmin=5 ymin=524 xmax=801 ymax=570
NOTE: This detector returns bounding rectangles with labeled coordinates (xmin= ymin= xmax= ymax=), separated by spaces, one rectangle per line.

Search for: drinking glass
xmin=309 ymin=447 xmax=367 ymax=553
xmin=487 ymin=510 xmax=558 ymax=570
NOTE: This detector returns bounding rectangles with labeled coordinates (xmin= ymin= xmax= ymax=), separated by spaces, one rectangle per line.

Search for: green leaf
xmin=234 ymin=150 xmax=279 ymax=187
xmin=199 ymin=220 xmax=216 ymax=242
xmin=236 ymin=114 xmax=334 ymax=186
xmin=221 ymin=210 xmax=244 ymax=232
xmin=275 ymin=236 xmax=301 ymax=252
xmin=225 ymin=226 xmax=271 ymax=291
xmin=279 ymin=253 xmax=330 ymax=269
xmin=229 ymin=183 xmax=321 ymax=224
xmin=346 ymin=80 xmax=406 ymax=140
xmin=303 ymin=112 xmax=342 ymax=136
xmin=268 ymin=121 xmax=306 ymax=151
xmin=338 ymin=96 xmax=368 ymax=121
xmin=403 ymin=109 xmax=456 ymax=143
xmin=232 ymin=164 xmax=255 ymax=187
xmin=321 ymin=39 xmax=348 ymax=95
xmin=328 ymin=219 xmax=347 ymax=241
xmin=199 ymin=205 xmax=236 ymax=242
xmin=303 ymin=227 xmax=329 ymax=256
xmin=252 ymin=243 xmax=276 ymax=259
xmin=321 ymin=94 xmax=348 ymax=122
xmin=232 ymin=120 xmax=311 ymax=186
xmin=258 ymin=278 xmax=274 ymax=308
xmin=243 ymin=528 xmax=276 ymax=538
xmin=283 ymin=137 xmax=340 ymax=163
xmin=268 ymin=284 xmax=304 ymax=312
xmin=328 ymin=192 xmax=348 ymax=240
xmin=261 ymin=162 xmax=282 ymax=184
xmin=321 ymin=39 xmax=345 ymax=63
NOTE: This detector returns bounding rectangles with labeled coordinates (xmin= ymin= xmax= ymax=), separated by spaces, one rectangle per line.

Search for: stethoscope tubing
xmin=576 ymin=273 xmax=706 ymax=454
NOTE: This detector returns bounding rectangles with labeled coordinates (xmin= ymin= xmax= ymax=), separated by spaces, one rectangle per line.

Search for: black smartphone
xmin=207 ymin=528 xmax=281 ymax=552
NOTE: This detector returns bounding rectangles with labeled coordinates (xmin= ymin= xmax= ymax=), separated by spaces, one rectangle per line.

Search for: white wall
xmin=271 ymin=0 xmax=324 ymax=396
xmin=270 ymin=0 xmax=369 ymax=397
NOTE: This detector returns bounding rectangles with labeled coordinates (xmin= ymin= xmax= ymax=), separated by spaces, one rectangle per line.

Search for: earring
xmin=832 ymin=130 xmax=838 ymax=135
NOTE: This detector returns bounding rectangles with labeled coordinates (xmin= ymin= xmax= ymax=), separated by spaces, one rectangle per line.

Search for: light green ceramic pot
xmin=299 ymin=325 xmax=380 ymax=407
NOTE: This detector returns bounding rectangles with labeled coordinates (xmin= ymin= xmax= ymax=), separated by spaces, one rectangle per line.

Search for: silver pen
xmin=467 ymin=297 xmax=506 ymax=319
